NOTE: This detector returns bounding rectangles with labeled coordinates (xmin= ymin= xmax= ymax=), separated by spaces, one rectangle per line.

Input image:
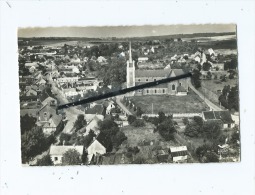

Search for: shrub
xmin=132 ymin=119 xmax=145 ymax=127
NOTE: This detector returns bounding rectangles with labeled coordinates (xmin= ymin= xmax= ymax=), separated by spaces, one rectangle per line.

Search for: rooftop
xmin=49 ymin=145 xmax=84 ymax=156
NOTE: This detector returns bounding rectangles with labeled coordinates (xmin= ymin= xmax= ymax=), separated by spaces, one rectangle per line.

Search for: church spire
xmin=129 ymin=41 xmax=132 ymax=63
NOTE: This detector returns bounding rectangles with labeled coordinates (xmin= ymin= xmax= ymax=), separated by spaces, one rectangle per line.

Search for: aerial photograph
xmin=18 ymin=24 xmax=240 ymax=166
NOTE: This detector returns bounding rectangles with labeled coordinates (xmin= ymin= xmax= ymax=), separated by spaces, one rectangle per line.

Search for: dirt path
xmin=188 ymin=80 xmax=222 ymax=111
xmin=116 ymin=97 xmax=133 ymax=115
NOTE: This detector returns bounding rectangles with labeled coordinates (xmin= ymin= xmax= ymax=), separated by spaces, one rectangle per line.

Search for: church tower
xmin=126 ymin=41 xmax=135 ymax=89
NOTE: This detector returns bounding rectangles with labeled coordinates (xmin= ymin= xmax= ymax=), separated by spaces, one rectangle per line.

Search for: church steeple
xmin=129 ymin=41 xmax=132 ymax=63
xmin=126 ymin=41 xmax=135 ymax=92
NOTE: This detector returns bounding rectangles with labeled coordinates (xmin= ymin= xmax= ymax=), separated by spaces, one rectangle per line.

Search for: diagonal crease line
xmin=57 ymin=72 xmax=192 ymax=110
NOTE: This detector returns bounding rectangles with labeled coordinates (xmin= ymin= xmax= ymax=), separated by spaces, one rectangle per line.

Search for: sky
xmin=18 ymin=24 xmax=236 ymax=38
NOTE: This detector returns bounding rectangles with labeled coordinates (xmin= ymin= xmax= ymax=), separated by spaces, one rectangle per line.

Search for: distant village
xmin=19 ymin=34 xmax=240 ymax=166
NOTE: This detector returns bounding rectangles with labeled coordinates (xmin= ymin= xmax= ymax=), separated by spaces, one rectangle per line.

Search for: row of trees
xmin=143 ymin=112 xmax=176 ymax=141
xmin=122 ymin=98 xmax=143 ymax=117
xmin=219 ymin=85 xmax=239 ymax=111
xmin=184 ymin=116 xmax=222 ymax=141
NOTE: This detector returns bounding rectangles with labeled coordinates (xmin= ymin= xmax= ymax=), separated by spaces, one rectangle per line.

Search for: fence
xmin=141 ymin=113 xmax=202 ymax=118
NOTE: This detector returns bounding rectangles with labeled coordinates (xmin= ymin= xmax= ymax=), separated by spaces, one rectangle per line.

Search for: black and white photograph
xmin=18 ymin=24 xmax=240 ymax=166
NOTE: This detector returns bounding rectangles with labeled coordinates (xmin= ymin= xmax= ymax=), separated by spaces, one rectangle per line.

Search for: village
xmin=19 ymin=33 xmax=240 ymax=166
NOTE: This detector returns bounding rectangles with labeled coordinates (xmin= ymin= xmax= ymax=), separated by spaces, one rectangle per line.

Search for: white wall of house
xmin=87 ymin=140 xmax=106 ymax=163
xmin=51 ymin=154 xmax=63 ymax=165
xmin=172 ymin=155 xmax=188 ymax=162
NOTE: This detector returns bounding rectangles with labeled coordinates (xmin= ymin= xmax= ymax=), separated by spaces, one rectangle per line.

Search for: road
xmin=187 ymin=80 xmax=222 ymax=111
xmin=50 ymin=79 xmax=84 ymax=134
xmin=116 ymin=96 xmax=133 ymax=115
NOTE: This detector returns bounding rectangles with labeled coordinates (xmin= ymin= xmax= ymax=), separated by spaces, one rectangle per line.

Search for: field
xmin=201 ymin=79 xmax=238 ymax=93
xmin=128 ymin=91 xmax=209 ymax=114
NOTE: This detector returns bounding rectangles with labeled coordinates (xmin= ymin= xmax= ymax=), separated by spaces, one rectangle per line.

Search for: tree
xmin=228 ymin=85 xmax=239 ymax=111
xmin=73 ymin=114 xmax=87 ymax=131
xmin=191 ymin=69 xmax=201 ymax=88
xmin=158 ymin=111 xmax=166 ymax=124
xmin=206 ymin=71 xmax=212 ymax=79
xmin=132 ymin=119 xmax=145 ymax=127
xmin=204 ymin=152 xmax=219 ymax=163
xmin=202 ymin=121 xmax=221 ymax=141
xmin=62 ymin=149 xmax=82 ymax=165
xmin=156 ymin=118 xmax=176 ymax=141
xmin=202 ymin=62 xmax=211 ymax=71
xmin=127 ymin=115 xmax=136 ymax=125
xmin=136 ymin=106 xmax=143 ymax=117
xmin=112 ymin=131 xmax=127 ymax=147
xmin=21 ymin=127 xmax=47 ymax=163
xmin=182 ymin=118 xmax=189 ymax=125
xmin=193 ymin=116 xmax=203 ymax=127
xmin=184 ymin=122 xmax=201 ymax=137
xmin=36 ymin=154 xmax=53 ymax=166
xmin=20 ymin=114 xmax=37 ymax=134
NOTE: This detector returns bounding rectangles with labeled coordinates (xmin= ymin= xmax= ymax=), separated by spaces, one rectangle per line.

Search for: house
xmin=86 ymin=134 xmax=107 ymax=164
xmin=36 ymin=78 xmax=46 ymax=86
xmin=62 ymin=88 xmax=78 ymax=98
xmin=138 ymin=56 xmax=149 ymax=63
xmin=105 ymin=101 xmax=115 ymax=115
xmin=37 ymin=104 xmax=63 ymax=135
xmin=25 ymin=62 xmax=39 ymax=68
xmin=25 ymin=89 xmax=37 ymax=96
xmin=49 ymin=145 xmax=84 ymax=165
xmin=97 ymin=56 xmax=107 ymax=63
xmin=170 ymin=146 xmax=188 ymax=163
xmin=85 ymin=104 xmax=105 ymax=121
xmin=41 ymin=96 xmax=57 ymax=107
xmin=202 ymin=110 xmax=235 ymax=128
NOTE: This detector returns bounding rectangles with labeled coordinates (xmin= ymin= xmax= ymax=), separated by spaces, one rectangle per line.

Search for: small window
xmin=155 ymin=90 xmax=157 ymax=94
xmin=138 ymin=79 xmax=140 ymax=82
xmin=172 ymin=84 xmax=175 ymax=90
xmin=179 ymin=82 xmax=182 ymax=86
xmin=163 ymin=89 xmax=165 ymax=93
xmin=146 ymin=79 xmax=148 ymax=82
xmin=154 ymin=79 xmax=156 ymax=81
xmin=147 ymin=89 xmax=149 ymax=93
xmin=228 ymin=124 xmax=231 ymax=128
xmin=44 ymin=112 xmax=47 ymax=117
xmin=54 ymin=157 xmax=58 ymax=161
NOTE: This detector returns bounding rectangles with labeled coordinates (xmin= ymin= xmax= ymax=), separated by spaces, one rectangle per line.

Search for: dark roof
xmin=95 ymin=133 xmax=109 ymax=149
xmin=135 ymin=82 xmax=168 ymax=88
xmin=20 ymin=96 xmax=38 ymax=101
xmin=135 ymin=69 xmax=171 ymax=78
xmin=86 ymin=104 xmax=104 ymax=115
xmin=203 ymin=111 xmax=234 ymax=124
xmin=171 ymin=150 xmax=188 ymax=157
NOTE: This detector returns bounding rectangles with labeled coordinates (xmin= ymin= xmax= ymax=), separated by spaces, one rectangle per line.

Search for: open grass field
xmin=201 ymin=79 xmax=238 ymax=93
xmin=128 ymin=91 xmax=209 ymax=114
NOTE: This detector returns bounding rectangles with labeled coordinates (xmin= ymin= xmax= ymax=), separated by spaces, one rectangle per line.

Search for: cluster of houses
xmin=49 ymin=139 xmax=189 ymax=165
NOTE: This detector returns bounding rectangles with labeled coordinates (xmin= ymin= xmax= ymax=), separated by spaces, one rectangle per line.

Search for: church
xmin=126 ymin=42 xmax=189 ymax=96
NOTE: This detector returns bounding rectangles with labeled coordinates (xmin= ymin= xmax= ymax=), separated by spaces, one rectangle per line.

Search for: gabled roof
xmin=170 ymin=146 xmax=188 ymax=157
xmin=49 ymin=145 xmax=83 ymax=156
xmin=170 ymin=69 xmax=185 ymax=77
xmin=202 ymin=111 xmax=234 ymax=124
